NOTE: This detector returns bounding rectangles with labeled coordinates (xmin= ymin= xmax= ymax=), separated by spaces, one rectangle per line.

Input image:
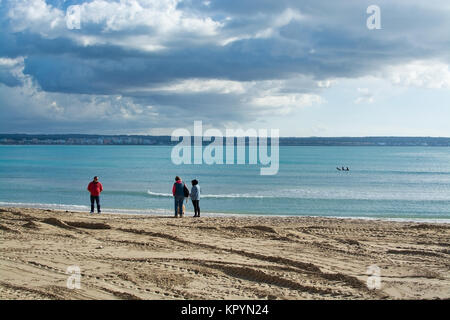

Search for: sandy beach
xmin=0 ymin=206 xmax=449 ymax=300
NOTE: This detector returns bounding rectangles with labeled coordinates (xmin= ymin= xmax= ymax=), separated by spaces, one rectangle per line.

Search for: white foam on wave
xmin=146 ymin=190 xmax=269 ymax=199
xmin=0 ymin=201 xmax=170 ymax=216
xmin=0 ymin=201 xmax=89 ymax=211
xmin=146 ymin=191 xmax=172 ymax=197
xmin=146 ymin=189 xmax=450 ymax=201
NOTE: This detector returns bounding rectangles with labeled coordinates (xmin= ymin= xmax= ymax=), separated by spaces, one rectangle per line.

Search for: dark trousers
xmin=192 ymin=200 xmax=200 ymax=217
xmin=90 ymin=195 xmax=101 ymax=213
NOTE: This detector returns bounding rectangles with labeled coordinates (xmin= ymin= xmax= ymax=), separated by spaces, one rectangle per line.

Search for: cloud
xmin=5 ymin=0 xmax=225 ymax=50
xmin=144 ymin=78 xmax=248 ymax=94
xmin=387 ymin=60 xmax=450 ymax=89
xmin=249 ymin=93 xmax=324 ymax=115
xmin=0 ymin=56 xmax=25 ymax=86
xmin=1 ymin=0 xmax=450 ymax=134
xmin=220 ymin=7 xmax=304 ymax=45
xmin=7 ymin=0 xmax=64 ymax=35
xmin=317 ymin=79 xmax=337 ymax=88
xmin=0 ymin=56 xmax=325 ymax=132
xmin=354 ymin=87 xmax=374 ymax=104
xmin=0 ymin=56 xmax=162 ymax=133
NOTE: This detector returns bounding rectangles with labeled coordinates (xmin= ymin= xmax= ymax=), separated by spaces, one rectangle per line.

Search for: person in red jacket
xmin=87 ymin=176 xmax=103 ymax=213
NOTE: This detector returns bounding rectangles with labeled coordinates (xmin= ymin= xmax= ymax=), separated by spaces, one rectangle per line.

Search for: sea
xmin=1 ymin=145 xmax=449 ymax=222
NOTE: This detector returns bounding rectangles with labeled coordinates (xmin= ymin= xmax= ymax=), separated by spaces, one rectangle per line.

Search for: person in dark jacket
xmin=190 ymin=179 xmax=201 ymax=217
xmin=172 ymin=176 xmax=189 ymax=218
xmin=87 ymin=176 xmax=103 ymax=213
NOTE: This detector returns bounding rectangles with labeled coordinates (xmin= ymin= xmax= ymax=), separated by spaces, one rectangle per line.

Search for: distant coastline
xmin=1 ymin=134 xmax=450 ymax=146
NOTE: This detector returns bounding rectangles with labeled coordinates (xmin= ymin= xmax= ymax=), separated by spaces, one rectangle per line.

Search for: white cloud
xmin=221 ymin=8 xmax=304 ymax=46
xmin=6 ymin=0 xmax=224 ymax=50
xmin=144 ymin=78 xmax=248 ymax=94
xmin=317 ymin=79 xmax=337 ymax=88
xmin=76 ymin=0 xmax=222 ymax=35
xmin=387 ymin=60 xmax=450 ymax=89
xmin=0 ymin=56 xmax=32 ymax=87
xmin=273 ymin=8 xmax=304 ymax=28
xmin=132 ymin=76 xmax=325 ymax=115
xmin=0 ymin=57 xmax=24 ymax=67
xmin=253 ymin=8 xmax=304 ymax=39
xmin=354 ymin=87 xmax=374 ymax=104
xmin=249 ymin=93 xmax=324 ymax=115
xmin=7 ymin=0 xmax=64 ymax=35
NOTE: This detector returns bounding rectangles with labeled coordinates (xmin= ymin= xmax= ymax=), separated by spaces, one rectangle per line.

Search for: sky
xmin=0 ymin=0 xmax=449 ymax=136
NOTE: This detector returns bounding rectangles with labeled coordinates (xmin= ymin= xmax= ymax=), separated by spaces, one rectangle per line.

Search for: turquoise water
xmin=0 ymin=145 xmax=449 ymax=220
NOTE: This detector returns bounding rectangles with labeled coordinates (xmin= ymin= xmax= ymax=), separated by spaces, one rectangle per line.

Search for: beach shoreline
xmin=1 ymin=206 xmax=449 ymax=300
xmin=1 ymin=202 xmax=449 ymax=224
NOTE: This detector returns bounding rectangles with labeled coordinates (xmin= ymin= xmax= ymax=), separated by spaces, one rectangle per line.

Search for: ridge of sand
xmin=0 ymin=207 xmax=449 ymax=300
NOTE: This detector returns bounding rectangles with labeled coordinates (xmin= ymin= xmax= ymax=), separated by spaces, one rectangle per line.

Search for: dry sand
xmin=0 ymin=207 xmax=449 ymax=300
